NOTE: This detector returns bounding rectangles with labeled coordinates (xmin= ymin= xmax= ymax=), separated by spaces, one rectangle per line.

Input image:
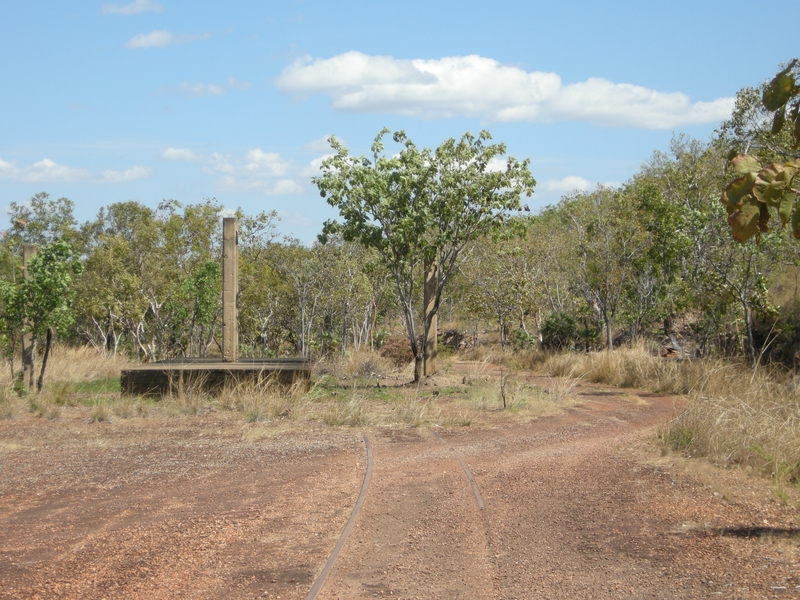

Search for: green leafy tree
xmin=562 ymin=186 xmax=651 ymax=350
xmin=0 ymin=240 xmax=82 ymax=391
xmin=315 ymin=129 xmax=535 ymax=381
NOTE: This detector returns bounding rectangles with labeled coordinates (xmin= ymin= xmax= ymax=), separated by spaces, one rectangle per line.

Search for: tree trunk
xmin=742 ymin=300 xmax=757 ymax=366
xmin=36 ymin=328 xmax=52 ymax=393
xmin=423 ymin=255 xmax=438 ymax=377
xmin=23 ymin=336 xmax=36 ymax=391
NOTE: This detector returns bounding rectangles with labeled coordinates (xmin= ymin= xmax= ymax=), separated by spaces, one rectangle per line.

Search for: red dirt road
xmin=1 ymin=379 xmax=799 ymax=599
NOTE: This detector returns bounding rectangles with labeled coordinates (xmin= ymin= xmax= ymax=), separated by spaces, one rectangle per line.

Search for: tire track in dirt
xmin=318 ymin=428 xmax=494 ymax=599
xmin=306 ymin=432 xmax=373 ymax=600
xmin=432 ymin=430 xmax=485 ymax=511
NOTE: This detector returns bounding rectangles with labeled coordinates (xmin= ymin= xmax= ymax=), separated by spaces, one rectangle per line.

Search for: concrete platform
xmin=121 ymin=357 xmax=311 ymax=397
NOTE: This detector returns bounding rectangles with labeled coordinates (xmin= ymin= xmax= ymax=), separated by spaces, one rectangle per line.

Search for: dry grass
xmin=88 ymin=400 xmax=111 ymax=424
xmin=524 ymin=343 xmax=711 ymax=396
xmin=0 ymin=386 xmax=14 ymax=419
xmin=511 ymin=343 xmax=800 ymax=491
xmin=661 ymin=363 xmax=800 ymax=489
xmin=0 ymin=346 xmax=135 ymax=389
xmin=217 ymin=378 xmax=308 ymax=423
xmin=0 ymin=346 xmax=589 ymax=433
xmin=314 ymin=351 xmax=395 ymax=380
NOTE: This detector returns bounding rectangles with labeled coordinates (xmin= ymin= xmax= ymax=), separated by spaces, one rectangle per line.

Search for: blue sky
xmin=0 ymin=0 xmax=796 ymax=242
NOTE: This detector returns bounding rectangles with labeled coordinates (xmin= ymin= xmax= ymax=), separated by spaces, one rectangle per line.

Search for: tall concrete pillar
xmin=222 ymin=218 xmax=238 ymax=362
xmin=21 ymin=245 xmax=38 ymax=389
xmin=423 ymin=255 xmax=437 ymax=377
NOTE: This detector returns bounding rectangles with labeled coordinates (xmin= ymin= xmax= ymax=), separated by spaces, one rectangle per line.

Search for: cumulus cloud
xmin=276 ymin=52 xmax=734 ymax=129
xmin=168 ymin=76 xmax=252 ymax=97
xmin=300 ymin=154 xmax=334 ymax=178
xmin=126 ymin=30 xmax=210 ymax=49
xmin=540 ymin=176 xmax=623 ymax=196
xmin=102 ymin=0 xmax=163 ymax=15
xmin=542 ymin=176 xmax=594 ymax=194
xmin=100 ymin=166 xmax=152 ymax=182
xmin=162 ymin=147 xmax=302 ymax=195
xmin=0 ymin=158 xmax=89 ymax=183
xmin=162 ymin=147 xmax=201 ymax=161
xmin=0 ymin=157 xmax=151 ymax=183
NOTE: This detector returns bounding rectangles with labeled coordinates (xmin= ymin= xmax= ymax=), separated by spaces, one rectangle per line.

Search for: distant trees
xmin=6 ymin=64 xmax=800 ymax=374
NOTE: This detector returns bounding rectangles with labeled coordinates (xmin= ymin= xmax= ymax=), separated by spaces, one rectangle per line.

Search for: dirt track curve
xmin=1 ymin=376 xmax=799 ymax=599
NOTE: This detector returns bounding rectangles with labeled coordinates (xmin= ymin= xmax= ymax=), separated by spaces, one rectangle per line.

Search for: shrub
xmin=514 ymin=328 xmax=537 ymax=350
xmin=380 ymin=335 xmax=414 ymax=367
xmin=540 ymin=312 xmax=577 ymax=351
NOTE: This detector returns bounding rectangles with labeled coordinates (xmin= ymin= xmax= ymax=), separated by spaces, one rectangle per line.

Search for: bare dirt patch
xmin=1 ymin=368 xmax=799 ymax=599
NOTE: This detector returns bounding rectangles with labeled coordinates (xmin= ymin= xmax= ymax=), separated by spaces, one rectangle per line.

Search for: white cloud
xmin=540 ymin=176 xmax=623 ymax=195
xmin=0 ymin=158 xmax=20 ymax=180
xmin=217 ymin=176 xmax=303 ymax=195
xmin=301 ymin=154 xmax=333 ymax=177
xmin=0 ymin=157 xmax=151 ymax=183
xmin=168 ymin=76 xmax=251 ymax=97
xmin=160 ymin=147 xmax=302 ymax=195
xmin=226 ymin=77 xmax=251 ymax=91
xmin=243 ymin=149 xmax=290 ymax=177
xmin=178 ymin=82 xmax=226 ymax=96
xmin=126 ymin=30 xmax=210 ymax=49
xmin=102 ymin=0 xmax=164 ymax=16
xmin=542 ymin=176 xmax=594 ymax=194
xmin=277 ymin=52 xmax=734 ymax=129
xmin=162 ymin=147 xmax=202 ymax=161
xmin=486 ymin=157 xmax=508 ymax=173
xmin=8 ymin=159 xmax=91 ymax=183
xmin=100 ymin=166 xmax=152 ymax=182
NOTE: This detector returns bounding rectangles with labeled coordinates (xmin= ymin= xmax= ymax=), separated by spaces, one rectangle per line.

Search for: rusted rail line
xmin=432 ymin=430 xmax=485 ymax=510
xmin=305 ymin=432 xmax=373 ymax=600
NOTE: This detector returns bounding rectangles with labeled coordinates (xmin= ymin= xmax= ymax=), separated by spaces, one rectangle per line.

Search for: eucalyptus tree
xmin=6 ymin=193 xmax=78 ymax=248
xmin=562 ymin=186 xmax=651 ymax=350
xmin=315 ymin=129 xmax=535 ymax=380
xmin=0 ymin=240 xmax=82 ymax=391
xmin=460 ymin=222 xmax=534 ymax=349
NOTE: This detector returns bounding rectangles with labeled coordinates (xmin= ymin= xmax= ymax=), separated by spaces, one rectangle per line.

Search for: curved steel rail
xmin=432 ymin=430 xmax=485 ymax=510
xmin=305 ymin=432 xmax=373 ymax=600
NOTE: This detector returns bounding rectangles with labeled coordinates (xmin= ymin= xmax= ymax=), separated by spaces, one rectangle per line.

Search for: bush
xmin=380 ymin=336 xmax=415 ymax=367
xmin=514 ymin=328 xmax=537 ymax=350
xmin=540 ymin=312 xmax=577 ymax=351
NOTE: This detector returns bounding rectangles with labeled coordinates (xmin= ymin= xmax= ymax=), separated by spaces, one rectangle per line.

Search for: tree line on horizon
xmin=1 ymin=61 xmax=799 ymax=388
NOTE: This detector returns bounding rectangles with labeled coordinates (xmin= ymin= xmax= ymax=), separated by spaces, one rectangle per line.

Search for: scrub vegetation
xmin=1 ymin=61 xmax=800 ymax=492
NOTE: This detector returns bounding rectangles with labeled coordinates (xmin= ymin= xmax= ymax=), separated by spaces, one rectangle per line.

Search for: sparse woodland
xmin=2 ymin=62 xmax=800 ymax=487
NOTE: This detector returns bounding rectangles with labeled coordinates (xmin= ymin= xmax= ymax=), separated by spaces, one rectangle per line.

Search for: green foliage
xmin=513 ymin=328 xmax=537 ymax=349
xmin=540 ymin=312 xmax=577 ymax=351
xmin=315 ymin=129 xmax=535 ymax=378
xmin=7 ymin=193 xmax=78 ymax=248
xmin=721 ymin=60 xmax=800 ymax=243
xmin=721 ymin=154 xmax=800 ymax=242
xmin=0 ymin=240 xmax=83 ymax=339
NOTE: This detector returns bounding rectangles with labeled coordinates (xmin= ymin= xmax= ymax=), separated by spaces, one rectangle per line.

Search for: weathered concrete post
xmin=423 ymin=255 xmax=437 ymax=377
xmin=222 ymin=218 xmax=238 ymax=363
xmin=21 ymin=245 xmax=38 ymax=389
